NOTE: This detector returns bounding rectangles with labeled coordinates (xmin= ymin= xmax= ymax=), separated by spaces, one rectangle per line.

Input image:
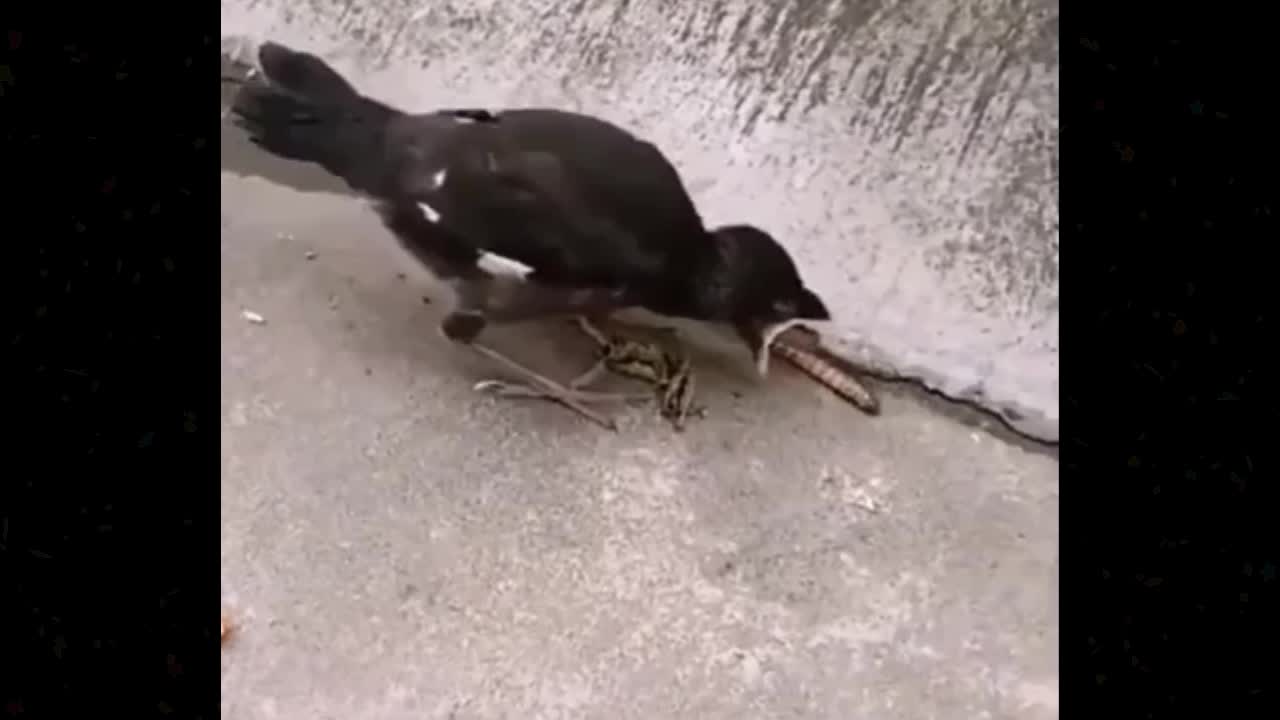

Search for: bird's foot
xmin=472 ymin=379 xmax=649 ymax=431
xmin=656 ymin=354 xmax=709 ymax=431
xmin=474 ymin=379 xmax=652 ymax=405
xmin=572 ymin=317 xmax=674 ymax=384
xmin=571 ymin=316 xmax=705 ymax=431
xmin=468 ymin=343 xmax=648 ymax=431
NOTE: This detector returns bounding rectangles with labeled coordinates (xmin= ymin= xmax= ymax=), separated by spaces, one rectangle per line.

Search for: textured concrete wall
xmin=221 ymin=0 xmax=1059 ymax=441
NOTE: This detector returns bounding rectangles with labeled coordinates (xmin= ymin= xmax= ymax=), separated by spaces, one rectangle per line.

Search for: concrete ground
xmin=220 ymin=125 xmax=1059 ymax=717
xmin=222 ymin=0 xmax=1060 ymax=444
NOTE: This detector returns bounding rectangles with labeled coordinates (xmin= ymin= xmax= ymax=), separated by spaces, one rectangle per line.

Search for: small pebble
xmin=240 ymin=310 xmax=266 ymax=325
xmin=421 ymin=296 xmax=432 ymax=305
xmin=304 ymin=251 xmax=317 ymax=260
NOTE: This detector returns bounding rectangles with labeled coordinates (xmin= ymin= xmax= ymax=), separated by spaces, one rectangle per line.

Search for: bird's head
xmin=696 ymin=225 xmax=832 ymax=377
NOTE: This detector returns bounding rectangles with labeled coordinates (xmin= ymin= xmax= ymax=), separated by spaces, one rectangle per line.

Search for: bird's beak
xmin=739 ymin=287 xmax=831 ymax=377
xmin=740 ymin=317 xmax=810 ymax=378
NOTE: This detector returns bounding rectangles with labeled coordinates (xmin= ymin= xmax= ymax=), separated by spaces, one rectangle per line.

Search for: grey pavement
xmin=222 ymin=0 xmax=1060 ymax=444
xmin=220 ymin=136 xmax=1059 ymax=717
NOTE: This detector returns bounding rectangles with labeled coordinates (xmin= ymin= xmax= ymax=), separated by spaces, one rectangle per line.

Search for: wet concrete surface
xmin=221 ymin=0 xmax=1059 ymax=443
xmin=219 ymin=114 xmax=1058 ymax=717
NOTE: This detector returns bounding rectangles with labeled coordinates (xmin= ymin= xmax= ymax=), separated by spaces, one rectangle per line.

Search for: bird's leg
xmin=472 ymin=312 xmax=651 ymax=402
xmin=466 ymin=345 xmax=630 ymax=431
xmin=572 ymin=314 xmax=680 ymax=351
xmin=573 ymin=314 xmax=613 ymax=346
xmin=567 ymin=315 xmax=705 ymax=430
xmin=446 ymin=311 xmax=646 ymax=430
xmin=558 ymin=315 xmax=650 ymax=397
xmin=562 ymin=315 xmax=616 ymax=389
xmin=570 ymin=315 xmax=682 ymax=389
xmin=479 ymin=315 xmax=661 ymax=406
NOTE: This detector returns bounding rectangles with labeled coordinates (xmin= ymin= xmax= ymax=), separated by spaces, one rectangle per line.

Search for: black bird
xmin=229 ymin=41 xmax=831 ymax=427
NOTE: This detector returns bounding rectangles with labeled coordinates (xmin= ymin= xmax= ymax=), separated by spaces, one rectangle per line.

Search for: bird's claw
xmin=474 ymin=379 xmax=649 ymax=404
xmin=473 ymin=379 xmax=514 ymax=393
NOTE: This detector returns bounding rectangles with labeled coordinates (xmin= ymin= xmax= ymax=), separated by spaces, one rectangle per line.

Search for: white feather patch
xmin=430 ymin=169 xmax=447 ymax=189
xmin=417 ymin=201 xmax=441 ymax=223
xmin=476 ymin=251 xmax=534 ymax=279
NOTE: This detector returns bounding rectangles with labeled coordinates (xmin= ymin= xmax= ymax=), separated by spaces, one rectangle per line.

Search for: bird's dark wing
xmin=378 ymin=108 xmax=708 ymax=288
xmin=493 ymin=109 xmax=710 ymax=264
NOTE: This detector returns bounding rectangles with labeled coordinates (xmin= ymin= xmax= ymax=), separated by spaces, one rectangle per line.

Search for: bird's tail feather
xmin=256 ymin=41 xmax=363 ymax=105
xmin=229 ymin=41 xmax=402 ymax=194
